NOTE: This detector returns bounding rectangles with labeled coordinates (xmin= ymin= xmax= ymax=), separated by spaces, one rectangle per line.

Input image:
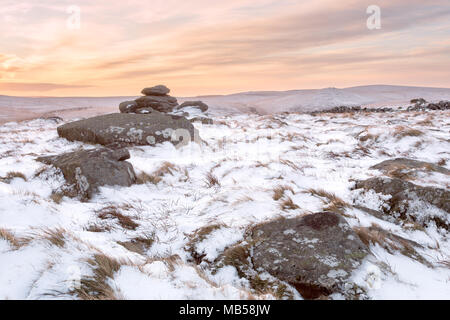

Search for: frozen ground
xmin=0 ymin=106 xmax=449 ymax=299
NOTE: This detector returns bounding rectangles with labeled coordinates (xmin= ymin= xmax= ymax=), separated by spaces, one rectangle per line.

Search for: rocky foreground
xmin=0 ymin=93 xmax=448 ymax=299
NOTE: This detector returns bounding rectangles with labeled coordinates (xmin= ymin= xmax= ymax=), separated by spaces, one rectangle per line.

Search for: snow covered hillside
xmin=2 ymin=85 xmax=450 ymax=124
xmin=0 ymin=107 xmax=449 ymax=299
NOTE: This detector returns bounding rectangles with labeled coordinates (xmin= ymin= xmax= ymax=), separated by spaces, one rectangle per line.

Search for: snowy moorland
xmin=2 ymin=85 xmax=450 ymax=124
xmin=0 ymin=107 xmax=449 ymax=300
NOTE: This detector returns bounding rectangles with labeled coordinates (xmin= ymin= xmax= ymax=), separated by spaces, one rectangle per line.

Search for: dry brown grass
xmin=136 ymin=162 xmax=177 ymax=185
xmin=118 ymin=234 xmax=154 ymax=255
xmin=0 ymin=171 xmax=27 ymax=183
xmin=187 ymin=224 xmax=225 ymax=263
xmin=6 ymin=171 xmax=27 ymax=181
xmin=279 ymin=132 xmax=310 ymax=143
xmin=354 ymin=224 xmax=430 ymax=266
xmin=38 ymin=228 xmax=67 ymax=248
xmin=279 ymin=159 xmax=302 ymax=171
xmin=204 ymin=171 xmax=220 ymax=188
xmin=96 ymin=205 xmax=139 ymax=231
xmin=316 ymin=139 xmax=341 ymax=146
xmin=49 ymin=192 xmax=64 ymax=204
xmin=272 ymin=185 xmax=295 ymax=201
xmin=70 ymin=253 xmax=127 ymax=300
xmin=280 ymin=196 xmax=300 ymax=211
xmin=393 ymin=126 xmax=424 ymax=139
xmin=384 ymin=165 xmax=416 ymax=180
xmin=232 ymin=195 xmax=254 ymax=206
xmin=222 ymin=245 xmax=250 ymax=273
xmin=437 ymin=259 xmax=450 ymax=269
xmin=85 ymin=222 xmax=114 ymax=233
xmin=305 ymin=188 xmax=349 ymax=214
xmin=145 ymin=254 xmax=183 ymax=273
xmin=0 ymin=228 xmax=30 ymax=249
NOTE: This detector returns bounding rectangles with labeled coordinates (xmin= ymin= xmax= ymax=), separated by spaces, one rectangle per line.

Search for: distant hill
xmin=1 ymin=85 xmax=450 ymax=123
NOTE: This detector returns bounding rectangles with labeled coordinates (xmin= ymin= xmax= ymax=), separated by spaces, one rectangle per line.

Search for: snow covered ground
xmin=0 ymin=106 xmax=449 ymax=299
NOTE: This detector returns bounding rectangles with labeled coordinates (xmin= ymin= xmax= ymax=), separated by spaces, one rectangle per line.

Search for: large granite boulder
xmin=141 ymin=85 xmax=170 ymax=96
xmin=57 ymin=113 xmax=198 ymax=147
xmin=250 ymin=212 xmax=369 ymax=299
xmin=37 ymin=148 xmax=136 ymax=200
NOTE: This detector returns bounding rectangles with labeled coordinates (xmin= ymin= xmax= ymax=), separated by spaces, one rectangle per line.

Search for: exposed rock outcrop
xmin=57 ymin=113 xmax=198 ymax=147
xmin=119 ymin=85 xmax=178 ymax=114
xmin=37 ymin=148 xmax=136 ymax=200
xmin=250 ymin=212 xmax=369 ymax=299
xmin=118 ymin=86 xmax=212 ymax=124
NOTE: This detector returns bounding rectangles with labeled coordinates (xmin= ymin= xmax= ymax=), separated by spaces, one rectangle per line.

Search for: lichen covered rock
xmin=250 ymin=212 xmax=369 ymax=299
xmin=37 ymin=148 xmax=136 ymax=200
xmin=57 ymin=113 xmax=198 ymax=147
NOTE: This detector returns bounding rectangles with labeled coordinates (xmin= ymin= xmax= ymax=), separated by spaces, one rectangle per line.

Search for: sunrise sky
xmin=0 ymin=0 xmax=449 ymax=97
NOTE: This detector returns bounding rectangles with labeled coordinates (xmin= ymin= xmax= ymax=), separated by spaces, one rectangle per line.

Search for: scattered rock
xmin=250 ymin=212 xmax=369 ymax=299
xmin=177 ymin=101 xmax=209 ymax=112
xmin=407 ymin=100 xmax=450 ymax=111
xmin=57 ymin=113 xmax=198 ymax=147
xmin=410 ymin=98 xmax=427 ymax=105
xmin=37 ymin=148 xmax=136 ymax=200
xmin=141 ymin=85 xmax=170 ymax=96
xmin=40 ymin=116 xmax=64 ymax=123
xmin=189 ymin=117 xmax=213 ymax=125
xmin=310 ymin=105 xmax=395 ymax=115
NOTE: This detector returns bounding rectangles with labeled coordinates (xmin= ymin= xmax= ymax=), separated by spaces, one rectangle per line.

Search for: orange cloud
xmin=0 ymin=0 xmax=449 ymax=96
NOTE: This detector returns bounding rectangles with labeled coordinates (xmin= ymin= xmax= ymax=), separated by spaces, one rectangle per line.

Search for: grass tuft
xmin=273 ymin=185 xmax=294 ymax=201
xmin=187 ymin=224 xmax=225 ymax=263
xmin=280 ymin=196 xmax=300 ymax=211
xmin=0 ymin=228 xmax=30 ymax=249
xmin=393 ymin=126 xmax=424 ymax=139
xmin=204 ymin=171 xmax=220 ymax=188
xmin=136 ymin=162 xmax=177 ymax=185
xmin=118 ymin=234 xmax=154 ymax=255
xmin=70 ymin=253 xmax=126 ymax=300
xmin=96 ymin=205 xmax=139 ymax=231
xmin=305 ymin=188 xmax=349 ymax=214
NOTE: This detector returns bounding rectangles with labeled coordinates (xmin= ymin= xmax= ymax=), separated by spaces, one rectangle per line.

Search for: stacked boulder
xmin=119 ymin=85 xmax=212 ymax=124
xmin=120 ymin=85 xmax=178 ymax=114
xmin=44 ymin=85 xmax=206 ymax=200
